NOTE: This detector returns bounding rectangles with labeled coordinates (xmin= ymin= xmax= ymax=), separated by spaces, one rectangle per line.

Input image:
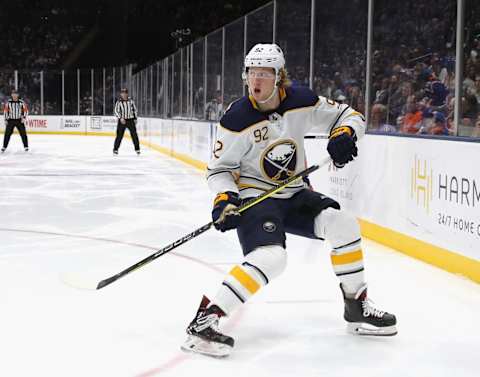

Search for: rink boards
xmin=0 ymin=115 xmax=122 ymax=135
xmin=1 ymin=115 xmax=479 ymax=282
xmin=305 ymin=135 xmax=480 ymax=283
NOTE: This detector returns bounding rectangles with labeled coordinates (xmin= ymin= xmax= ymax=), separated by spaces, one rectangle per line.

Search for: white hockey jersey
xmin=207 ymin=86 xmax=365 ymax=199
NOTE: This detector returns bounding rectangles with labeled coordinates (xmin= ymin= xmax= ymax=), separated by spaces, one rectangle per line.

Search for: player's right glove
xmin=327 ymin=126 xmax=358 ymax=168
xmin=212 ymin=191 xmax=241 ymax=232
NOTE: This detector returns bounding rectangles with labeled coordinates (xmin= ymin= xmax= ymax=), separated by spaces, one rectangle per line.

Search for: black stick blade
xmin=97 ymin=276 xmax=118 ymax=290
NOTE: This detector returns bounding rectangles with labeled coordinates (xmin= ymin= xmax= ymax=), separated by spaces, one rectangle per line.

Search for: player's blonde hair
xmin=277 ymin=67 xmax=292 ymax=88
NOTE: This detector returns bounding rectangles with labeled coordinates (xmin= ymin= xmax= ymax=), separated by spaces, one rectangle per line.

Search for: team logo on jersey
xmin=261 ymin=140 xmax=297 ymax=182
xmin=263 ymin=221 xmax=277 ymax=233
xmin=268 ymin=112 xmax=282 ymax=124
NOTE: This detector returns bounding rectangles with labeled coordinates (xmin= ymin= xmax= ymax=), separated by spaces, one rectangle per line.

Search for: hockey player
xmin=181 ymin=44 xmax=397 ymax=357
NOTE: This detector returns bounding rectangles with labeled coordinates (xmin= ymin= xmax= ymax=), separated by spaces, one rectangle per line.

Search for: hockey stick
xmin=67 ymin=157 xmax=330 ymax=290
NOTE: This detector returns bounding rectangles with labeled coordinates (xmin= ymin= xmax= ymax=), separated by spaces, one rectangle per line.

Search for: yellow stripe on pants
xmin=229 ymin=266 xmax=260 ymax=294
xmin=331 ymin=250 xmax=363 ymax=265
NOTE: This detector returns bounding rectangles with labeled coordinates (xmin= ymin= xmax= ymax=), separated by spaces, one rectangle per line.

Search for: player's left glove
xmin=327 ymin=126 xmax=358 ymax=168
xmin=212 ymin=191 xmax=241 ymax=232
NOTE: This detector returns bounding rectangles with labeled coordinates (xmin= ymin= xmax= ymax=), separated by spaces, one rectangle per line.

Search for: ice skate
xmin=341 ymin=283 xmax=397 ymax=336
xmin=24 ymin=147 xmax=29 ymax=152
xmin=1 ymin=147 xmax=5 ymax=153
xmin=113 ymin=150 xmax=118 ymax=155
xmin=136 ymin=150 xmax=140 ymax=155
xmin=181 ymin=295 xmax=234 ymax=358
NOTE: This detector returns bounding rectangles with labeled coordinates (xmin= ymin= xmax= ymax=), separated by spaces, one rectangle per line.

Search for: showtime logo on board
xmin=27 ymin=118 xmax=47 ymax=128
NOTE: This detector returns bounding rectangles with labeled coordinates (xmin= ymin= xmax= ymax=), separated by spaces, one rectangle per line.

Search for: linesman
xmin=113 ymin=88 xmax=140 ymax=155
xmin=2 ymin=89 xmax=29 ymax=152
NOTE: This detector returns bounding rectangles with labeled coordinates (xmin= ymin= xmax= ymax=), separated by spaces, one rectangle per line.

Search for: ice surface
xmin=0 ymin=135 xmax=479 ymax=377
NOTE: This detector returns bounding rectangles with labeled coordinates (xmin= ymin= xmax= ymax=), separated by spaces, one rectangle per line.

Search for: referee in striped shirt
xmin=113 ymin=88 xmax=140 ymax=155
xmin=2 ymin=89 xmax=29 ymax=152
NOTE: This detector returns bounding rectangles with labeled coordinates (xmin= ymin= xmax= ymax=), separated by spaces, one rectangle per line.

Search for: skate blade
xmin=180 ymin=335 xmax=232 ymax=358
xmin=347 ymin=322 xmax=397 ymax=336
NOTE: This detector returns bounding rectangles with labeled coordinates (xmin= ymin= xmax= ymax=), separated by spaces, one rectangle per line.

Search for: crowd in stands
xmin=365 ymin=0 xmax=458 ymax=136
xmin=357 ymin=0 xmax=478 ymax=138
xmin=287 ymin=0 xmax=480 ymax=138
xmin=0 ymin=0 xmax=99 ymax=110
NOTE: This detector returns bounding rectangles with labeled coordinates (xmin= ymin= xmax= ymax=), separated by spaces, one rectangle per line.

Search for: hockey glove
xmin=327 ymin=126 xmax=358 ymax=168
xmin=212 ymin=191 xmax=241 ymax=232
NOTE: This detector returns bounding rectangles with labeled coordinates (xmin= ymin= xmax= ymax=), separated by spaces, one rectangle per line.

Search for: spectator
xmin=462 ymin=89 xmax=479 ymax=120
xmin=346 ymin=84 xmax=365 ymax=115
xmin=463 ymin=66 xmax=477 ymax=93
xmin=425 ymin=76 xmax=449 ymax=113
xmin=374 ymin=78 xmax=391 ymax=106
xmin=401 ymin=102 xmax=423 ymax=134
xmin=389 ymin=81 xmax=413 ymax=121
xmin=370 ymin=104 xmax=397 ymax=133
xmin=418 ymin=108 xmax=434 ymax=134
xmin=205 ymin=90 xmax=223 ymax=121
xmin=429 ymin=111 xmax=449 ymax=135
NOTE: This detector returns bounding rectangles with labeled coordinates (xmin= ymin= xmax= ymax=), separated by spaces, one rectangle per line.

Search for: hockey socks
xmin=330 ymin=238 xmax=366 ymax=296
xmin=213 ymin=245 xmax=286 ymax=314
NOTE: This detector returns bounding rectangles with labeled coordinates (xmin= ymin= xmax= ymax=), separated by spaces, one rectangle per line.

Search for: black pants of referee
xmin=113 ymin=119 xmax=140 ymax=152
xmin=3 ymin=119 xmax=28 ymax=148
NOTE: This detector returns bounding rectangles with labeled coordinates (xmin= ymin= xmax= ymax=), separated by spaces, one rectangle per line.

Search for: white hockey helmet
xmin=242 ymin=43 xmax=285 ymax=83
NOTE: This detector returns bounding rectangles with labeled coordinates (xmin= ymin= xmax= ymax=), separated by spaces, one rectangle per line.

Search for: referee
xmin=2 ymin=89 xmax=29 ymax=153
xmin=113 ymin=88 xmax=140 ymax=155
